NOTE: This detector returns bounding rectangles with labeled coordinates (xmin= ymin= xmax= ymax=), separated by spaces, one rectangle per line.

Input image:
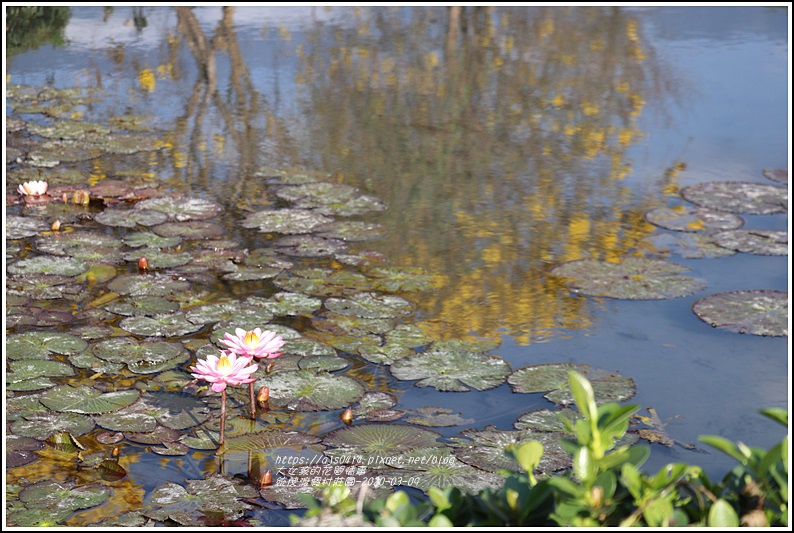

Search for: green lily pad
xmin=94 ymin=392 xmax=209 ymax=433
xmin=255 ymin=371 xmax=365 ymax=412
xmin=15 ymin=480 xmax=111 ymax=525
xmin=366 ymin=266 xmax=436 ymax=292
xmin=6 ymin=305 xmax=75 ymax=328
xmin=27 ymin=139 xmax=104 ymax=164
xmin=222 ymin=429 xmax=323 ymax=453
xmin=150 ymin=442 xmax=191 ymax=456
xmin=123 ymin=231 xmax=182 ymax=249
xmin=6 ymin=215 xmax=51 ymax=239
xmin=692 ymin=290 xmax=788 ymax=337
xmin=8 ymin=255 xmax=88 ymax=277
xmin=107 ymin=273 xmax=191 ymax=296
xmin=28 ymin=119 xmax=111 ymax=140
xmin=94 ymin=208 xmax=168 ymax=228
xmin=40 ymin=385 xmax=140 ymax=414
xmin=152 ymin=220 xmax=225 ymax=239
xmin=68 ymin=351 xmax=126 ymax=374
xmin=106 ymin=296 xmax=181 ymax=317
xmin=221 ymin=265 xmax=284 ymax=281
xmin=393 ymin=449 xmax=504 ymax=495
xmin=449 ymin=427 xmax=571 ymax=476
xmin=6 ymin=434 xmax=44 ymax=468
xmin=36 ymin=230 xmax=123 ymax=251
xmin=649 ymin=232 xmax=737 ymax=259
xmin=389 ymin=346 xmax=511 ymax=392
xmin=680 ymin=181 xmax=787 ymax=214
xmin=325 ymin=292 xmax=414 ymax=319
xmin=144 ymin=475 xmax=259 ymax=526
xmin=7 ymin=393 xmax=49 ymax=423
xmin=404 ymin=407 xmax=474 ymax=427
xmin=119 ymin=313 xmax=204 ymax=337
xmin=136 ymin=196 xmax=223 ymax=221
xmin=244 ymin=292 xmax=323 ymax=318
xmin=241 ymin=208 xmax=333 ymax=234
xmin=275 ymin=182 xmax=386 ymax=216
xmin=7 ymin=274 xmax=84 ymax=300
xmin=313 ymin=220 xmax=388 ymax=241
xmin=359 ymin=325 xmax=432 ymax=365
xmin=10 ymin=412 xmax=96 ymax=440
xmin=272 ymin=235 xmax=348 ymax=257
xmin=508 ymin=363 xmax=636 ymax=405
xmin=712 ymin=229 xmax=788 ymax=256
xmin=644 ymin=206 xmax=744 ymax=232
xmin=298 ymin=355 xmax=349 ymax=372
xmin=122 ymin=248 xmax=193 ymax=268
xmin=6 ymin=332 xmax=88 ymax=360
xmin=763 ymin=168 xmax=788 ymax=185
xmin=550 ymin=257 xmax=707 ymax=300
xmin=323 ymin=424 xmax=443 ymax=464
xmin=514 ymin=408 xmax=581 ymax=433
xmin=273 ymin=268 xmax=372 ymax=297
xmin=352 ymin=392 xmax=400 ymax=419
xmin=7 ymin=360 xmax=75 ymax=391
xmin=179 ymin=429 xmax=222 ymax=450
xmin=45 ymin=431 xmax=88 ymax=453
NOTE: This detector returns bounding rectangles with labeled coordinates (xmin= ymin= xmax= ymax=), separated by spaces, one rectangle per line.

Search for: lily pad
xmin=275 ymin=182 xmax=387 ymax=216
xmin=119 ymin=313 xmax=204 ymax=337
xmin=36 ymin=231 xmax=123 ymax=251
xmin=108 ymin=273 xmax=191 ymax=296
xmin=123 ymin=231 xmax=182 ymax=249
xmin=254 ymin=371 xmax=365 ymax=411
xmin=323 ymin=424 xmax=443 ymax=462
xmin=649 ymin=232 xmax=737 ymax=259
xmin=136 ymin=196 xmax=223 ymax=221
xmin=27 ymin=119 xmax=111 ymax=140
xmin=222 ymin=429 xmax=322 ymax=453
xmin=94 ymin=208 xmax=169 ymax=228
xmin=6 ymin=332 xmax=88 ymax=360
xmin=8 ymin=255 xmax=88 ymax=277
xmin=241 ymin=208 xmax=333 ymax=234
xmin=550 ymin=257 xmax=707 ymax=300
xmin=367 ymin=266 xmax=436 ymax=292
xmin=122 ymin=248 xmax=193 ymax=268
xmin=514 ymin=408 xmax=581 ymax=433
xmin=404 ymin=407 xmax=474 ymax=427
xmin=144 ymin=475 xmax=259 ymax=526
xmin=6 ymin=434 xmax=44 ymax=468
xmin=680 ymin=181 xmax=787 ymax=214
xmin=272 ymin=235 xmax=348 ymax=257
xmin=325 ymin=292 xmax=414 ymax=319
xmin=273 ymin=268 xmax=372 ymax=297
xmin=7 ymin=274 xmax=84 ymax=300
xmin=763 ymin=168 xmax=788 ymax=185
xmin=313 ymin=220 xmax=389 ymax=241
xmin=393 ymin=449 xmax=504 ymax=495
xmin=40 ymin=385 xmax=140 ymax=414
xmin=221 ymin=265 xmax=283 ymax=281
xmin=692 ymin=290 xmax=788 ymax=337
xmin=508 ymin=363 xmax=636 ymax=405
xmin=712 ymin=229 xmax=788 ymax=256
xmin=6 ymin=215 xmax=51 ymax=239
xmin=7 ymin=360 xmax=76 ymax=391
xmin=389 ymin=346 xmax=511 ymax=392
xmin=152 ymin=220 xmax=225 ymax=239
xmin=244 ymin=292 xmax=323 ymax=318
xmin=15 ymin=480 xmax=111 ymax=525
xmin=10 ymin=412 xmax=96 ymax=440
xmin=105 ymin=296 xmax=181 ymax=317
xmin=644 ymin=206 xmax=744 ymax=232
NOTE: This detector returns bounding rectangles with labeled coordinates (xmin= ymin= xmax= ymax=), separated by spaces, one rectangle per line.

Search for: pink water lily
xmin=18 ymin=180 xmax=49 ymax=197
xmin=190 ymin=350 xmax=258 ymax=393
xmin=221 ymin=328 xmax=284 ymax=360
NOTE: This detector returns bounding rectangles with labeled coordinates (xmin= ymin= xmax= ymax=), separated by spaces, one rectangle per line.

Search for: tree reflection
xmin=5 ymin=6 xmax=71 ymax=58
xmin=292 ymin=7 xmax=673 ymax=344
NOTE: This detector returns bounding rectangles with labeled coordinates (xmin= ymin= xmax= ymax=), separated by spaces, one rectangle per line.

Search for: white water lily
xmin=18 ymin=180 xmax=49 ymax=196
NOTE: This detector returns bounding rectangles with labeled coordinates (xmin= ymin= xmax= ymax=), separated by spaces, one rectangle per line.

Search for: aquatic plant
xmin=18 ymin=180 xmax=49 ymax=196
xmin=220 ymin=328 xmax=284 ymax=418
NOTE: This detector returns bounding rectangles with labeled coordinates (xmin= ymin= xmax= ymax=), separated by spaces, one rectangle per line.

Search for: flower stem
xmin=220 ymin=389 xmax=227 ymax=449
xmin=249 ymin=382 xmax=256 ymax=419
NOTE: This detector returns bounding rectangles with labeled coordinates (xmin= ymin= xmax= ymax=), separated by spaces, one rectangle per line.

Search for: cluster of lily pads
xmin=548 ymin=170 xmax=788 ymax=337
xmin=5 ymin=84 xmax=787 ymax=527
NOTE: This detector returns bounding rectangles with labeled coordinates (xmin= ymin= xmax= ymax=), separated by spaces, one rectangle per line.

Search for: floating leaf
xmin=273 ymin=268 xmax=372 ymax=297
xmin=352 ymin=392 xmax=400 ymax=420
xmin=119 ymin=313 xmax=204 ymax=337
xmin=7 ymin=274 xmax=84 ymax=300
xmin=221 ymin=265 xmax=283 ymax=281
xmin=272 ymin=235 xmax=348 ymax=257
xmin=325 ymin=292 xmax=414 ymax=319
xmin=394 ymin=449 xmax=504 ymax=494
xmin=10 ymin=411 xmax=96 ymax=440
xmin=6 ymin=434 xmax=44 ymax=468
xmin=124 ymin=425 xmax=181 ymax=444
xmin=152 ymin=220 xmax=225 ymax=239
xmin=514 ymin=408 xmax=581 ymax=433
xmin=508 ymin=363 xmax=636 ymax=406
xmin=123 ymin=231 xmax=182 ymax=249
xmin=144 ymin=475 xmax=258 ymax=526
xmin=6 ymin=215 xmax=51 ymax=239
xmin=122 ymin=248 xmax=193 ymax=268
xmin=7 ymin=360 xmax=75 ymax=391
xmin=15 ymin=480 xmax=111 ymax=525
xmin=550 ymin=257 xmax=707 ymax=300
xmin=151 ymin=442 xmax=191 ymax=456
xmin=763 ymin=168 xmax=788 ymax=185
xmin=45 ymin=431 xmax=87 ymax=453
xmin=106 ymin=296 xmax=181 ymax=317
xmin=649 ymin=232 xmax=736 ymax=259
xmin=94 ymin=208 xmax=168 ymax=228
xmin=255 ymin=371 xmax=365 ymax=412
xmin=244 ymin=292 xmax=323 ymax=318
xmin=680 ymin=181 xmax=787 ymax=214
xmin=389 ymin=346 xmax=511 ymax=392
xmin=97 ymin=459 xmax=128 ymax=480
xmin=313 ymin=220 xmax=388 ymax=241
xmin=712 ymin=229 xmax=788 ymax=256
xmin=275 ymin=182 xmax=386 ymax=216
xmin=692 ymin=290 xmax=788 ymax=337
xmin=644 ymin=206 xmax=744 ymax=232
xmin=323 ymin=424 xmax=443 ymax=465
xmin=6 ymin=332 xmax=88 ymax=360
xmin=241 ymin=208 xmax=333 ymax=234
xmin=298 ymin=355 xmax=349 ymax=372
xmin=222 ymin=429 xmax=322 ymax=453
xmin=404 ymin=407 xmax=474 ymax=427
xmin=367 ymin=266 xmax=436 ymax=292
xmin=8 ymin=255 xmax=88 ymax=277
xmin=108 ymin=273 xmax=191 ymax=296
xmin=136 ymin=196 xmax=223 ymax=221
xmin=40 ymin=385 xmax=140 ymax=414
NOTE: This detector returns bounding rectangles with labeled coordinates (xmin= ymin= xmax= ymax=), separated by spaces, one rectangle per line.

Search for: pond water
xmin=4 ymin=6 xmax=789 ymax=527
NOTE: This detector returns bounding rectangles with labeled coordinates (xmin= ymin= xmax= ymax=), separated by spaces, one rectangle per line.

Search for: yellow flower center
xmin=217 ymin=354 xmax=232 ymax=374
xmin=244 ymin=331 xmax=259 ymax=347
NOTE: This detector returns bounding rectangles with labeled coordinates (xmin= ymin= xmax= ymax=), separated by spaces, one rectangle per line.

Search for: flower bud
xmin=265 ymin=362 xmax=275 ymax=373
xmin=72 ymin=190 xmax=90 ymax=205
xmin=111 ymin=446 xmax=121 ymax=458
xmin=62 ymin=192 xmax=69 ymax=203
xmin=341 ymin=408 xmax=354 ymax=426
xmin=257 ymin=386 xmax=270 ymax=403
xmin=138 ymin=257 xmax=149 ymax=272
xmin=259 ymin=469 xmax=273 ymax=487
xmin=51 ymin=220 xmax=61 ymax=232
